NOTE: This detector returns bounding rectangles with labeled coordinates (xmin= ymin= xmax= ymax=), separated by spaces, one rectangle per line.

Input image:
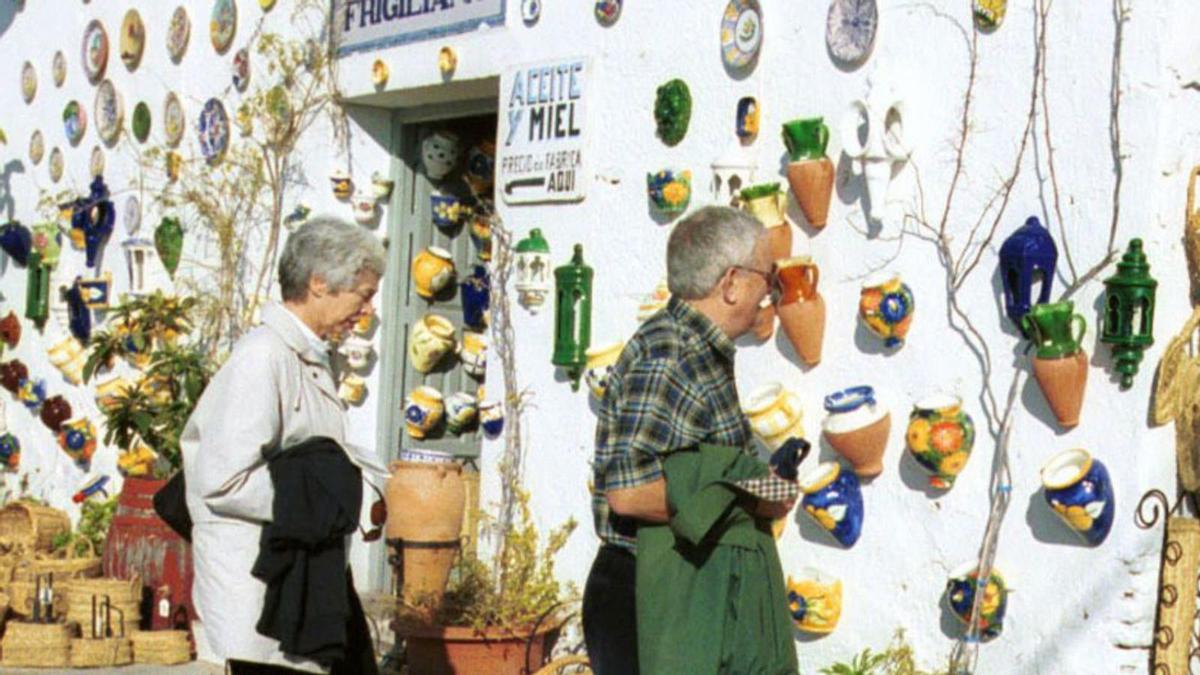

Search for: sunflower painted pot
xmin=786 ymin=568 xmax=842 ymax=634
xmin=907 ymin=394 xmax=976 ymax=489
xmin=444 ymin=391 xmax=478 ymax=435
xmin=945 ymin=563 xmax=1007 ymax=642
xmin=822 ymin=386 xmax=891 ymax=478
xmin=460 ymin=330 xmax=487 ymax=379
xmin=798 ymin=461 xmax=863 ymax=548
xmin=58 ymin=417 xmax=97 ymax=467
xmin=412 ymin=246 xmax=455 ymax=299
xmin=409 ymin=314 xmax=456 ymax=373
xmin=859 ymin=272 xmax=915 ymax=348
xmin=404 ymin=386 xmax=444 ymax=439
xmin=647 ymin=170 xmax=692 ymax=214
xmin=585 ymin=341 xmax=624 ymax=400
xmin=431 ymin=192 xmax=468 ymax=229
xmin=743 ymin=382 xmax=805 ymax=451
xmin=1040 ymin=448 xmax=1114 ymax=546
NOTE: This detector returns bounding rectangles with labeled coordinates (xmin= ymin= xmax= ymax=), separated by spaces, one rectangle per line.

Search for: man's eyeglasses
xmin=730 ymin=265 xmax=782 ymax=305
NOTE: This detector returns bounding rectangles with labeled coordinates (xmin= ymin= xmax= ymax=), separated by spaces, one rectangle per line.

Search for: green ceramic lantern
xmin=515 ymin=228 xmax=552 ymax=312
xmin=1100 ymin=238 xmax=1157 ymax=389
xmin=552 ymin=244 xmax=593 ymax=391
xmin=24 ymin=251 xmax=49 ymax=327
xmin=654 ymin=79 xmax=692 ymax=147
xmin=155 ymin=216 xmax=183 ymax=279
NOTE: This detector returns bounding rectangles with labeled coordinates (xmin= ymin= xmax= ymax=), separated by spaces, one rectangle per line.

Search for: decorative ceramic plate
xmin=52 ymin=51 xmax=66 ymax=87
xmin=826 ymin=0 xmax=877 ymax=66
xmin=82 ymin=19 xmax=109 ymax=83
xmin=28 ymin=130 xmax=44 ymax=165
xmin=259 ymin=0 xmax=276 ymax=9
xmin=48 ymin=147 xmax=64 ymax=183
xmin=20 ymin=61 xmax=36 ymax=103
xmin=89 ymin=145 xmax=105 ymax=177
xmin=94 ymin=79 xmax=123 ymax=144
xmin=120 ymin=9 xmax=145 ymax=70
xmin=198 ymin=98 xmax=230 ymax=163
xmin=168 ymin=6 xmax=191 ymax=62
xmin=232 ymin=47 xmax=250 ymax=91
xmin=720 ymin=0 xmax=762 ymax=70
xmin=595 ymin=0 xmax=621 ymax=25
xmin=163 ymin=92 xmax=185 ymax=147
xmin=211 ymin=0 xmax=237 ymax=54
xmin=123 ymin=196 xmax=141 ymax=234
xmin=63 ymin=100 xmax=87 ymax=145
xmin=131 ymin=102 xmax=151 ymax=143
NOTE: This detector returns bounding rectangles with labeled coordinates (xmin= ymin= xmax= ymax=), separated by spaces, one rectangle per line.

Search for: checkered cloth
xmin=734 ymin=473 xmax=800 ymax=503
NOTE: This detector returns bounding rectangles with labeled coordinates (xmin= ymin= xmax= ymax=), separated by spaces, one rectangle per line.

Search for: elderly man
xmin=583 ymin=206 xmax=799 ymax=674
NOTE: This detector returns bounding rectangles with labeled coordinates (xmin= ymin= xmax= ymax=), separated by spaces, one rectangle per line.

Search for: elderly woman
xmin=181 ymin=217 xmax=387 ymax=674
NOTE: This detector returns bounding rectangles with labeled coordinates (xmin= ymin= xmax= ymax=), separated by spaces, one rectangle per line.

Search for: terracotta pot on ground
xmin=1032 ymin=350 xmax=1088 ymax=428
xmin=775 ymin=256 xmax=825 ymax=365
xmin=397 ymin=621 xmax=560 ymax=675
xmin=385 ymin=460 xmax=466 ymax=608
xmin=787 ymin=158 xmax=834 ymax=228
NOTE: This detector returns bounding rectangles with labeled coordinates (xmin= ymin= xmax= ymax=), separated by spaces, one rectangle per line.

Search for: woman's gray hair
xmin=278 ymin=216 xmax=387 ymax=301
xmin=666 ymin=206 xmax=764 ymax=299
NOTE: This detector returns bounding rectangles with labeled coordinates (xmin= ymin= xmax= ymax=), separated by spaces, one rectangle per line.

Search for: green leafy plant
xmin=51 ymin=496 xmax=118 ymax=557
xmin=819 ymin=630 xmax=950 ymax=675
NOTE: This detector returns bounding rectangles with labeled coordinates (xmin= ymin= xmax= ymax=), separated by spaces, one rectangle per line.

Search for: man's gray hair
xmin=278 ymin=216 xmax=387 ymax=301
xmin=666 ymin=206 xmax=764 ymax=299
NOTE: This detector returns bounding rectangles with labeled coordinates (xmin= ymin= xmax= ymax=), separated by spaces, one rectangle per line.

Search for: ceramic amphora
xmin=798 ymin=461 xmax=863 ymax=548
xmin=409 ymin=314 xmax=456 ymax=373
xmin=411 ymin=246 xmax=455 ymax=299
xmin=859 ymin=272 xmax=914 ymax=348
xmin=1032 ymin=350 xmax=1088 ymax=429
xmin=822 ymin=386 xmax=891 ymax=478
xmin=385 ymin=459 xmax=465 ymax=607
xmin=1040 ymin=448 xmax=1114 ymax=546
xmin=743 ymin=382 xmax=805 ymax=451
xmin=782 ymin=117 xmax=833 ymax=227
xmin=906 ymin=394 xmax=976 ymax=489
xmin=945 ymin=562 xmax=1007 ymax=642
xmin=404 ymin=386 xmax=444 ymax=439
xmin=776 ymin=255 xmax=825 ymax=365
xmin=786 ymin=567 xmax=842 ymax=634
xmin=1022 ymin=301 xmax=1086 ymax=359
xmin=585 ymin=341 xmax=624 ymax=400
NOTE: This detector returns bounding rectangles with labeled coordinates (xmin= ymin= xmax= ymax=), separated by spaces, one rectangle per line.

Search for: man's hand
xmin=752 ymin=498 xmax=796 ymax=520
xmin=607 ymin=479 xmax=670 ymax=523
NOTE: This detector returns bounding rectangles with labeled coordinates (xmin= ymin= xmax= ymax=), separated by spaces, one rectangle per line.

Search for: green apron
xmin=636 ymin=443 xmax=798 ymax=675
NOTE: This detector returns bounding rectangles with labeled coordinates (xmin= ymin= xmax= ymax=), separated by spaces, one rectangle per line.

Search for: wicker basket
xmin=1153 ymin=517 xmax=1200 ymax=674
xmin=10 ymin=538 xmax=104 ymax=583
xmin=0 ymin=620 xmax=76 ymax=668
xmin=7 ymin=578 xmax=66 ymax=620
xmin=0 ymin=501 xmax=70 ymax=553
xmin=130 ymin=629 xmax=193 ymax=665
xmin=65 ymin=575 xmax=142 ymax=633
xmin=70 ymin=636 xmax=135 ymax=667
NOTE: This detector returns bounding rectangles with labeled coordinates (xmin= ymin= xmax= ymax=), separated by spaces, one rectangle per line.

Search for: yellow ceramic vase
xmin=404 ymin=386 xmax=445 ymax=439
xmin=742 ymin=383 xmax=805 ymax=450
xmin=411 ymin=246 xmax=455 ymax=299
xmin=743 ymin=190 xmax=788 ymax=228
xmin=409 ymin=314 xmax=457 ymax=373
xmin=787 ymin=569 xmax=843 ymax=634
xmin=47 ymin=336 xmax=87 ymax=385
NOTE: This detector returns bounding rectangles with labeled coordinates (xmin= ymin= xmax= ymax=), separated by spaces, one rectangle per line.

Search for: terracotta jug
xmin=776 ymin=256 xmax=825 ymax=365
xmin=821 ymin=386 xmax=891 ymax=477
xmin=1032 ymin=350 xmax=1088 ymax=428
xmin=787 ymin=159 xmax=834 ymax=228
xmin=385 ymin=460 xmax=466 ymax=608
xmin=754 ymin=300 xmax=776 ymax=341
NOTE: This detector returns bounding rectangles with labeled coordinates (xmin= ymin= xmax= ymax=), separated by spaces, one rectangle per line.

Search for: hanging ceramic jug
xmin=1040 ymin=448 xmax=1114 ymax=546
xmin=459 ymin=265 xmax=490 ymax=330
xmin=739 ymin=183 xmax=792 ymax=262
xmin=782 ymin=118 xmax=834 ymax=228
xmin=906 ymin=394 xmax=976 ymax=489
xmin=408 ymin=314 xmax=456 ymax=373
xmin=743 ymin=382 xmax=805 ymax=451
xmin=822 ymin=385 xmax=891 ymax=477
xmin=479 ymin=400 xmax=504 ymax=438
xmin=1025 ymin=302 xmax=1089 ymax=428
xmin=859 ymin=272 xmax=915 ymax=348
xmin=0 ymin=221 xmax=32 ymax=266
xmin=404 ymin=386 xmax=444 ymax=439
xmin=385 ymin=459 xmax=466 ymax=608
xmin=584 ymin=341 xmax=625 ymax=400
xmin=155 ymin=217 xmax=183 ymax=279
xmin=775 ymin=255 xmax=825 ymax=365
xmin=411 ymin=246 xmax=455 ymax=299
xmin=798 ymin=461 xmax=863 ymax=548
xmin=460 ymin=330 xmax=487 ymax=379
xmin=786 ymin=568 xmax=842 ymax=634
xmin=1023 ymin=301 xmax=1086 ymax=359
xmin=444 ymin=392 xmax=478 ymax=435
xmin=945 ymin=562 xmax=1007 ymax=642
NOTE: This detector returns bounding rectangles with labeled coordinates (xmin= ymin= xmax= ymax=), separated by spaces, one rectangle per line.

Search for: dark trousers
xmin=582 ymin=544 xmax=639 ymax=675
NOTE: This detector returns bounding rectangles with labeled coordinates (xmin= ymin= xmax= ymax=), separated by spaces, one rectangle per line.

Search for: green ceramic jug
xmin=155 ymin=217 xmax=183 ymax=279
xmin=782 ymin=118 xmax=830 ymax=162
xmin=1022 ymin=301 xmax=1086 ymax=359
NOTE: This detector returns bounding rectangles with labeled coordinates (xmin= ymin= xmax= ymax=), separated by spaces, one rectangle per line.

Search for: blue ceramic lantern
xmin=1040 ymin=448 xmax=1115 ymax=546
xmin=798 ymin=462 xmax=864 ymax=548
xmin=460 ymin=265 xmax=490 ymax=330
xmin=0 ymin=221 xmax=32 ymax=266
xmin=71 ymin=175 xmax=115 ymax=268
xmin=999 ymin=216 xmax=1057 ymax=330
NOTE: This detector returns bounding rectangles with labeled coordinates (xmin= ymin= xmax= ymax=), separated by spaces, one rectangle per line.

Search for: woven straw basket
xmin=1186 ymin=165 xmax=1200 ymax=296
xmin=1153 ymin=517 xmax=1200 ymax=674
xmin=0 ymin=501 xmax=70 ymax=553
xmin=7 ymin=578 xmax=66 ymax=620
xmin=131 ymin=629 xmax=193 ymax=665
xmin=10 ymin=539 xmax=104 ymax=583
xmin=70 ymin=636 xmax=134 ymax=667
xmin=0 ymin=620 xmax=76 ymax=668
xmin=65 ymin=575 xmax=143 ymax=632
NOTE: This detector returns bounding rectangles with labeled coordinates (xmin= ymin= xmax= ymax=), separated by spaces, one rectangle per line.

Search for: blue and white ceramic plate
xmin=63 ymin=100 xmax=87 ymax=145
xmin=94 ymin=79 xmax=123 ymax=144
xmin=720 ymin=0 xmax=762 ymax=70
xmin=197 ymin=98 xmax=229 ymax=163
xmin=826 ymin=0 xmax=877 ymax=66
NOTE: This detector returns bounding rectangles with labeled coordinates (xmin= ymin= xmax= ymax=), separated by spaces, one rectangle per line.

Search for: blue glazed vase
xmin=460 ymin=265 xmax=490 ymax=330
xmin=1040 ymin=448 xmax=1114 ymax=546
xmin=0 ymin=221 xmax=32 ymax=266
xmin=66 ymin=280 xmax=91 ymax=343
xmin=945 ymin=562 xmax=1007 ymax=642
xmin=798 ymin=461 xmax=863 ymax=548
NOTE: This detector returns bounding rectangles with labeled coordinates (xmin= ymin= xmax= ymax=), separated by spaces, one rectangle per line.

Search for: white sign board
xmin=497 ymin=57 xmax=590 ymax=204
xmin=333 ymin=0 xmax=506 ymax=57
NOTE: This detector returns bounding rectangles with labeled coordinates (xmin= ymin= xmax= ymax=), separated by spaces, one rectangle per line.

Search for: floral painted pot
xmin=459 ymin=265 xmax=490 ymax=330
xmin=1040 ymin=448 xmax=1114 ymax=546
xmin=58 ymin=417 xmax=97 ymax=467
xmin=786 ymin=568 xmax=842 ymax=634
xmin=329 ymin=169 xmax=352 ymax=200
xmin=906 ymin=394 xmax=976 ymax=489
xmin=445 ymin=391 xmax=478 ymax=435
xmin=945 ymin=562 xmax=1007 ymax=642
xmin=775 ymin=255 xmax=825 ymax=365
xmin=17 ymin=377 xmax=46 ymax=410
xmin=412 ymin=246 xmax=455 ymax=299
xmin=584 ymin=341 xmax=624 ymax=400
xmin=409 ymin=314 xmax=457 ymax=373
xmin=470 ymin=212 xmax=493 ymax=261
xmin=460 ymin=330 xmax=487 ymax=379
xmin=0 ymin=432 xmax=19 ymax=470
xmin=404 ymin=386 xmax=444 ymax=439
xmin=743 ymin=382 xmax=805 ymax=451
xmin=480 ymin=400 xmax=504 ymax=438
xmin=859 ymin=272 xmax=914 ymax=348
xmin=798 ymin=461 xmax=863 ymax=548
xmin=338 ymin=373 xmax=367 ymax=405
xmin=422 ymin=130 xmax=461 ymax=180
xmin=647 ymin=170 xmax=692 ymax=214
xmin=339 ymin=335 xmax=374 ymax=371
xmin=822 ymin=386 xmax=891 ymax=478
xmin=431 ymin=192 xmax=468 ymax=229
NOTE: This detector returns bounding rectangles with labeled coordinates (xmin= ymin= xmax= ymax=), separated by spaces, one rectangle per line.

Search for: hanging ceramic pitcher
xmin=859 ymin=272 xmax=914 ymax=348
xmin=409 ymin=314 xmax=456 ymax=373
xmin=775 ymin=255 xmax=825 ymax=365
xmin=1024 ymin=301 xmax=1088 ymax=429
xmin=385 ymin=459 xmax=466 ymax=609
xmin=782 ymin=118 xmax=834 ymax=228
xmin=798 ymin=461 xmax=863 ymax=548
xmin=740 ymin=182 xmax=792 ymax=262
xmin=906 ymin=394 xmax=975 ymax=489
xmin=1040 ymin=448 xmax=1114 ymax=546
xmin=822 ymin=386 xmax=891 ymax=477
xmin=743 ymin=382 xmax=805 ymax=451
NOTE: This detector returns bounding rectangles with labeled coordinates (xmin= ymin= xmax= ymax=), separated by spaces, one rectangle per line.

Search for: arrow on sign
xmin=504 ymin=177 xmax=546 ymax=195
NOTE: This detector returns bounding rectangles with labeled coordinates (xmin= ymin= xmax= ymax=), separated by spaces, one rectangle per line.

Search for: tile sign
xmin=333 ymin=0 xmax=506 ymax=57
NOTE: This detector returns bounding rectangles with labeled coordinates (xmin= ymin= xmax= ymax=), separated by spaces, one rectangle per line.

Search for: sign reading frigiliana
xmin=333 ymin=0 xmax=506 ymax=57
xmin=498 ymin=57 xmax=590 ymax=204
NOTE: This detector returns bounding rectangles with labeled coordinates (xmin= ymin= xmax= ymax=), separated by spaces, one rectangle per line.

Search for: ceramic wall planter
xmin=840 ymin=80 xmax=909 ymax=223
xmin=822 ymin=385 xmax=890 ymax=477
xmin=736 ymin=97 xmax=759 ymax=141
xmin=907 ymin=394 xmax=975 ymax=489
xmin=48 ymin=335 xmax=87 ymax=385
xmin=352 ymin=191 xmax=376 ymax=224
xmin=859 ymin=272 xmax=914 ymax=348
xmin=409 ymin=314 xmax=457 ymax=373
xmin=743 ymin=383 xmax=805 ymax=451
xmin=411 ymin=246 xmax=456 ymax=299
xmin=430 ymin=192 xmax=468 ymax=229
xmin=1026 ymin=303 xmax=1088 ymax=429
xmin=786 ymin=568 xmax=842 ymax=634
xmin=585 ymin=341 xmax=624 ymax=400
xmin=444 ymin=392 xmax=478 ymax=435
xmin=480 ymin=399 xmax=504 ymax=438
xmin=783 ymin=118 xmax=834 ymax=227
xmin=459 ymin=265 xmax=490 ymax=329
xmin=654 ymin=79 xmax=692 ymax=146
xmin=329 ymin=169 xmax=353 ymax=200
xmin=647 ymin=170 xmax=692 ymax=214
xmin=460 ymin=330 xmax=487 ymax=379
xmin=338 ymin=373 xmax=367 ymax=405
xmin=422 ymin=130 xmax=461 ymax=180
xmin=72 ymin=176 xmax=116 ymax=268
xmin=404 ymin=386 xmax=445 ymax=439
xmin=1000 ymin=216 xmax=1057 ymax=331
xmin=1040 ymin=448 xmax=1114 ymax=546
xmin=776 ymin=255 xmax=825 ymax=365
xmin=58 ymin=418 xmax=97 ymax=467
xmin=339 ymin=335 xmax=374 ymax=372
xmin=945 ymin=563 xmax=1007 ymax=642
xmin=799 ymin=461 xmax=863 ymax=547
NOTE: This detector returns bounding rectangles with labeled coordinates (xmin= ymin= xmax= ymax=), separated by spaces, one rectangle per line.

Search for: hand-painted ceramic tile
xmin=595 ymin=0 xmax=621 ymax=25
xmin=89 ymin=145 xmax=105 ymax=177
xmin=163 ymin=92 xmax=185 ymax=147
xmin=232 ymin=47 xmax=250 ymax=91
xmin=52 ymin=51 xmax=66 ymax=87
xmin=82 ymin=19 xmax=109 ymax=83
xmin=974 ymin=0 xmax=1006 ymax=31
xmin=131 ymin=102 xmax=151 ymax=143
xmin=720 ymin=0 xmax=762 ymax=71
xmin=20 ymin=61 xmax=36 ymax=103
xmin=123 ymin=196 xmax=141 ymax=235
xmin=198 ymin=98 xmax=230 ymax=164
xmin=521 ymin=0 xmax=541 ymax=24
xmin=168 ymin=6 xmax=191 ymax=62
xmin=826 ymin=0 xmax=877 ymax=66
xmin=94 ymin=79 xmax=123 ymax=144
xmin=48 ymin=147 xmax=64 ymax=183
xmin=120 ymin=9 xmax=146 ymax=70
xmin=28 ymin=130 xmax=44 ymax=165
xmin=211 ymin=0 xmax=238 ymax=54
xmin=63 ymin=100 xmax=87 ymax=145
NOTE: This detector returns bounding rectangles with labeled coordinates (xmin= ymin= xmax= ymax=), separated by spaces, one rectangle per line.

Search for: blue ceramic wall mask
xmin=0 ymin=222 xmax=32 ymax=266
xmin=799 ymin=461 xmax=864 ymax=548
xmin=1040 ymin=448 xmax=1114 ymax=546
xmin=824 ymin=385 xmax=875 ymax=414
xmin=460 ymin=265 xmax=490 ymax=330
xmin=999 ymin=216 xmax=1058 ymax=330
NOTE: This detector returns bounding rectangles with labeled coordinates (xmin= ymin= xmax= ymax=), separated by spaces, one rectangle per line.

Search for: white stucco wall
xmin=3 ymin=1 xmax=1198 ymax=672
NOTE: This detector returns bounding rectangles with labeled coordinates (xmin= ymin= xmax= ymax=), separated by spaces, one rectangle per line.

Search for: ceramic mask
xmin=421 ymin=131 xmax=461 ymax=180
xmin=654 ymin=79 xmax=692 ymax=146
xmin=906 ymin=394 xmax=975 ymax=489
xmin=404 ymin=386 xmax=444 ymax=439
xmin=840 ymin=79 xmax=910 ymax=224
xmin=711 ymin=143 xmax=758 ymax=205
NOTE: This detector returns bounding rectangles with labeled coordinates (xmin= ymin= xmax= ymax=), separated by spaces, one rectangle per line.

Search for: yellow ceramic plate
xmin=120 ymin=9 xmax=146 ymax=70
